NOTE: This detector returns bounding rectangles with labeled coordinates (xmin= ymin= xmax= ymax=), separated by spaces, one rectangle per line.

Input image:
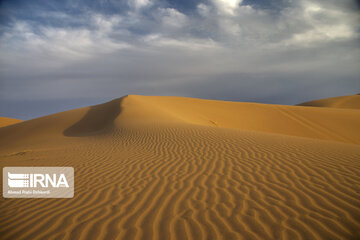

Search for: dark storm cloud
xmin=0 ymin=0 xmax=359 ymax=119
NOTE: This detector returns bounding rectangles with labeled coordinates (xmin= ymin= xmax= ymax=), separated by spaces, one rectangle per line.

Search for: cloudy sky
xmin=0 ymin=0 xmax=359 ymax=120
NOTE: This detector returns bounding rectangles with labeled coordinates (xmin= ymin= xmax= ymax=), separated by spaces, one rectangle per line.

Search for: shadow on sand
xmin=63 ymin=97 xmax=123 ymax=137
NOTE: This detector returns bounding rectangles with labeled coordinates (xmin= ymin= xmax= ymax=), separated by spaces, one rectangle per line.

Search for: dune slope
xmin=0 ymin=116 xmax=22 ymax=128
xmin=298 ymin=94 xmax=360 ymax=109
xmin=0 ymin=95 xmax=359 ymax=240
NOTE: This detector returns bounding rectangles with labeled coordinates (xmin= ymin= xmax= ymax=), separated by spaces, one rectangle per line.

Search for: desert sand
xmin=298 ymin=94 xmax=360 ymax=109
xmin=0 ymin=116 xmax=22 ymax=128
xmin=0 ymin=95 xmax=359 ymax=240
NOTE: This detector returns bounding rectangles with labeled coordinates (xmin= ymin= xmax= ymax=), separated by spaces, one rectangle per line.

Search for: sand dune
xmin=298 ymin=94 xmax=360 ymax=109
xmin=0 ymin=116 xmax=22 ymax=128
xmin=1 ymin=95 xmax=359 ymax=240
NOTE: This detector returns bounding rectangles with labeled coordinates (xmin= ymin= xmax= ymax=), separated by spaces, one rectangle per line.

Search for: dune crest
xmin=0 ymin=95 xmax=359 ymax=240
xmin=64 ymin=98 xmax=123 ymax=137
xmin=298 ymin=94 xmax=360 ymax=109
xmin=115 ymin=95 xmax=360 ymax=144
xmin=0 ymin=116 xmax=22 ymax=128
xmin=1 ymin=95 xmax=360 ymax=147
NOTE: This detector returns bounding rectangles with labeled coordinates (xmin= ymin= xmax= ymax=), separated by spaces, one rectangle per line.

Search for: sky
xmin=0 ymin=0 xmax=359 ymax=120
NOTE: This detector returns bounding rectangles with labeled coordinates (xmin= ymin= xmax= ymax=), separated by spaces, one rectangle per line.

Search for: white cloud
xmin=0 ymin=0 xmax=359 ymax=107
xmin=278 ymin=0 xmax=359 ymax=47
xmin=128 ymin=0 xmax=152 ymax=10
xmin=92 ymin=14 xmax=122 ymax=34
xmin=143 ymin=34 xmax=221 ymax=50
xmin=197 ymin=3 xmax=211 ymax=17
xmin=286 ymin=25 xmax=356 ymax=47
xmin=0 ymin=14 xmax=130 ymax=65
xmin=158 ymin=8 xmax=187 ymax=29
xmin=212 ymin=0 xmax=243 ymax=15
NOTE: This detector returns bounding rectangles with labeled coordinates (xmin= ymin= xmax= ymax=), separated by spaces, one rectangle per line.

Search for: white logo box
xmin=3 ymin=167 xmax=74 ymax=198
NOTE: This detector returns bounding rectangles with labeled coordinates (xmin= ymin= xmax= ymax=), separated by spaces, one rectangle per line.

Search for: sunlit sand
xmin=1 ymin=95 xmax=359 ymax=239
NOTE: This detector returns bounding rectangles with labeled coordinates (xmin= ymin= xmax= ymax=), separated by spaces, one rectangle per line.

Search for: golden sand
xmin=1 ymin=95 xmax=359 ymax=239
xmin=298 ymin=94 xmax=360 ymax=109
xmin=0 ymin=116 xmax=22 ymax=128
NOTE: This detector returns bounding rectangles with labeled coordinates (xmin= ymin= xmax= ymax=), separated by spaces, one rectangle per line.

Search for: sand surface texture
xmin=1 ymin=95 xmax=360 ymax=240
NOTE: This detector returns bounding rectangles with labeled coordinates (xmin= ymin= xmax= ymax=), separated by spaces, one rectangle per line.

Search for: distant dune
xmin=0 ymin=95 xmax=359 ymax=240
xmin=0 ymin=116 xmax=22 ymax=128
xmin=298 ymin=94 xmax=360 ymax=109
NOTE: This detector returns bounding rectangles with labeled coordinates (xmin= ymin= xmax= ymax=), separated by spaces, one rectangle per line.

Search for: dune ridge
xmin=1 ymin=95 xmax=360 ymax=148
xmin=1 ymin=95 xmax=359 ymax=240
xmin=298 ymin=94 xmax=360 ymax=109
xmin=0 ymin=116 xmax=22 ymax=128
